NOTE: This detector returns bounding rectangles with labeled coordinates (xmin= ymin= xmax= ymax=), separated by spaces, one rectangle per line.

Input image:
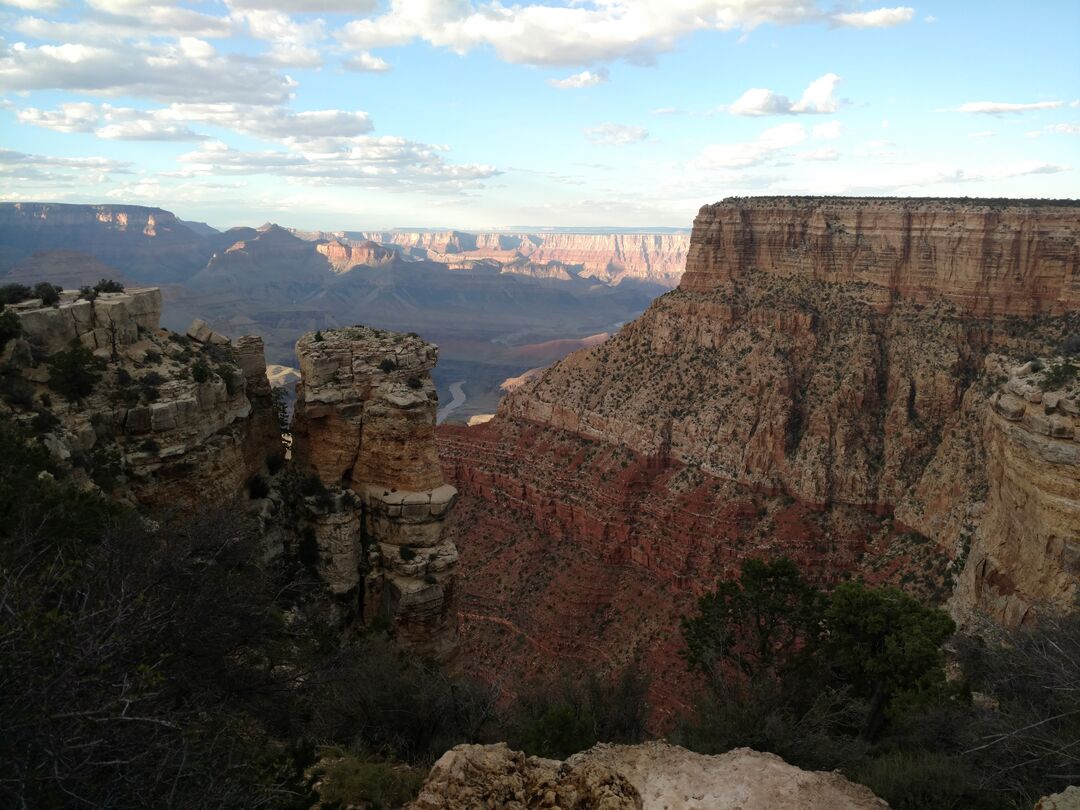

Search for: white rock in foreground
xmin=407 ymin=741 xmax=889 ymax=810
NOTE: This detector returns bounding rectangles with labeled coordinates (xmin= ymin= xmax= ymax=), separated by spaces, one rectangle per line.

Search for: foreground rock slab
xmin=407 ymin=742 xmax=889 ymax=810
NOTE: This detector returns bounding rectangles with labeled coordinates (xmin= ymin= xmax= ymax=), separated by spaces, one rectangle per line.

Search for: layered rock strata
xmin=358 ymin=230 xmax=690 ymax=286
xmin=407 ymin=742 xmax=888 ymax=810
xmin=440 ymin=197 xmax=1079 ymax=700
xmin=291 ymin=326 xmax=458 ymax=656
xmin=681 ymin=197 xmax=1079 ymax=316
xmin=2 ymin=288 xmax=280 ymax=507
xmin=953 ymin=356 xmax=1080 ymax=625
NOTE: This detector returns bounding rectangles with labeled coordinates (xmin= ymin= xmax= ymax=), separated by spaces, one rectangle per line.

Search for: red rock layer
xmin=439 ymin=420 xmax=950 ymax=722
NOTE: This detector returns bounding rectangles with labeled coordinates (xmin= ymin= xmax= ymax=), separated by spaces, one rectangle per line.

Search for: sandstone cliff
xmin=407 ymin=742 xmax=888 ymax=810
xmin=2 ymin=288 xmax=280 ymax=508
xmin=439 ymin=197 xmax=1079 ymax=705
xmin=290 ymin=326 xmax=458 ymax=656
xmin=681 ymin=197 xmax=1078 ymax=316
xmin=359 ymin=230 xmax=690 ymax=287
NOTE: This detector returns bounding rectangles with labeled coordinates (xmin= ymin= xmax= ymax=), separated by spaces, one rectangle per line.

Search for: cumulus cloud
xmin=1 ymin=0 xmax=66 ymax=9
xmin=0 ymin=40 xmax=295 ymax=104
xmin=729 ymin=73 xmax=841 ymax=116
xmin=174 ymin=138 xmax=500 ymax=192
xmin=0 ymin=148 xmax=131 ymax=183
xmin=16 ymin=101 xmax=376 ymax=143
xmin=956 ymin=100 xmax=1064 ymax=114
xmin=549 ymin=68 xmax=609 ymax=89
xmin=694 ymin=122 xmax=807 ymax=169
xmin=232 ymin=7 xmax=326 ymax=67
xmin=812 ymin=120 xmax=843 ymax=139
xmin=833 ymin=6 xmax=915 ymax=27
xmin=336 ymin=1 xmax=913 ymax=68
xmin=343 ymin=51 xmax=391 ymax=72
xmin=584 ymin=123 xmax=649 ymax=146
xmin=1047 ymin=123 xmax=1080 ymax=135
xmin=227 ymin=0 xmax=377 ymax=10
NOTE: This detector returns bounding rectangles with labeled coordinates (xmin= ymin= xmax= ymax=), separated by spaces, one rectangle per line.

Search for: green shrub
xmin=314 ymin=331 xmax=324 ymax=342
xmin=0 ymin=368 xmax=34 ymax=408
xmin=311 ymin=756 xmax=424 ymax=809
xmin=406 ymin=376 xmax=423 ymax=390
xmin=399 ymin=545 xmax=417 ymax=561
xmin=192 ymin=361 xmax=212 ymax=383
xmin=143 ymin=350 xmax=162 ymax=364
xmin=379 ymin=358 xmax=397 ymax=373
xmin=1060 ymin=334 xmax=1080 ymax=357
xmin=33 ymin=283 xmax=61 ymax=307
xmin=0 ymin=311 xmax=21 ymax=347
xmin=851 ymin=751 xmax=991 ymax=810
xmin=1039 ymin=359 xmax=1077 ymax=391
xmin=116 ymin=368 xmax=133 ymax=386
xmin=93 ymin=278 xmax=124 ymax=294
xmin=30 ymin=408 xmax=59 ymax=435
xmin=46 ymin=343 xmax=105 ymax=402
xmin=140 ymin=438 xmax=160 ymax=453
xmin=0 ymin=284 xmax=32 ymax=306
xmin=139 ymin=371 xmax=166 ymax=387
xmin=78 ymin=285 xmax=97 ymax=302
xmin=216 ymin=364 xmax=242 ymax=395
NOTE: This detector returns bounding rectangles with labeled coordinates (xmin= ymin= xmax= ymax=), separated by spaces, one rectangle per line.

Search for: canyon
xmin=439 ymin=197 xmax=1079 ymax=714
xmin=0 ymin=203 xmax=677 ymax=422
xmin=2 ymin=288 xmax=460 ymax=654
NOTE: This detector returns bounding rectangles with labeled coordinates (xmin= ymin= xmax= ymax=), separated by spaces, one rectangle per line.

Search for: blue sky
xmin=1 ymin=0 xmax=1077 ymax=230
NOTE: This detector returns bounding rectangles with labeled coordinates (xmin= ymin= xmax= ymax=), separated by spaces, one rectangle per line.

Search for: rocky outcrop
xmin=439 ymin=197 xmax=1078 ymax=700
xmin=291 ymin=326 xmax=458 ymax=656
xmin=359 ymin=230 xmax=690 ymax=287
xmin=2 ymin=288 xmax=280 ymax=508
xmin=681 ymin=197 xmax=1079 ymax=316
xmin=953 ymin=355 xmax=1080 ymax=625
xmin=407 ymin=742 xmax=888 ymax=810
xmin=317 ymin=239 xmax=396 ymax=271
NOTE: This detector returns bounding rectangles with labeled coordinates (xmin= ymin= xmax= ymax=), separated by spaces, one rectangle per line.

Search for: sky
xmin=1 ymin=0 xmax=1078 ymax=230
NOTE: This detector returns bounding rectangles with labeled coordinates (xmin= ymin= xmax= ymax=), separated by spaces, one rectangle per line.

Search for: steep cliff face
xmin=952 ymin=356 xmax=1080 ymax=625
xmin=681 ymin=197 xmax=1079 ymax=316
xmin=317 ymin=239 xmax=396 ymax=271
xmin=360 ymin=230 xmax=690 ymax=287
xmin=440 ymin=197 xmax=1079 ymax=701
xmin=2 ymin=288 xmax=280 ymax=508
xmin=291 ymin=326 xmax=458 ymax=656
xmin=0 ymin=203 xmax=211 ymax=282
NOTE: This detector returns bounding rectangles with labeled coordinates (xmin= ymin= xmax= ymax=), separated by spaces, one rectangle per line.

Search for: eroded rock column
xmin=291 ymin=326 xmax=458 ymax=657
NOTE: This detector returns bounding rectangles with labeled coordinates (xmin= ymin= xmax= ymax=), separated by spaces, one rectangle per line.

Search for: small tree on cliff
xmin=46 ymin=341 xmax=105 ymax=401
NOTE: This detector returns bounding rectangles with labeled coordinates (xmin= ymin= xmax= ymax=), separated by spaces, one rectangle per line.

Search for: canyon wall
xmin=359 ymin=230 xmax=690 ymax=286
xmin=3 ymin=288 xmax=280 ymax=508
xmin=441 ymin=197 xmax=1079 ymax=705
xmin=681 ymin=197 xmax=1079 ymax=316
xmin=291 ymin=326 xmax=458 ymax=656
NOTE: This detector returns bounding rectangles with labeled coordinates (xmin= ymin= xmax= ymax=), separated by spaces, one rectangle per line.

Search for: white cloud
xmin=729 ymin=73 xmax=840 ymax=116
xmin=549 ymin=68 xmax=609 ymax=89
xmin=0 ymin=40 xmax=296 ymax=104
xmin=174 ymin=137 xmax=500 ymax=192
xmin=1046 ymin=123 xmax=1080 ymax=135
xmin=227 ymin=0 xmax=376 ymax=10
xmin=969 ymin=130 xmax=997 ymax=139
xmin=0 ymin=148 xmax=131 ymax=183
xmin=343 ymin=51 xmax=391 ymax=72
xmin=232 ymin=8 xmax=326 ymax=67
xmin=694 ymin=122 xmax=806 ymax=169
xmin=15 ymin=101 xmax=374 ymax=142
xmin=956 ymin=100 xmax=1064 ymax=114
xmin=0 ymin=0 xmax=65 ymax=9
xmin=833 ymin=6 xmax=915 ymax=28
xmin=812 ymin=120 xmax=843 ymax=139
xmin=796 ymin=147 xmax=839 ymax=161
xmin=335 ymin=0 xmax=868 ymax=68
xmin=584 ymin=123 xmax=649 ymax=146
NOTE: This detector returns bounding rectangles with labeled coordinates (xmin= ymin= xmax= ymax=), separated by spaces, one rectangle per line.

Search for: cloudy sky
xmin=1 ymin=0 xmax=1077 ymax=230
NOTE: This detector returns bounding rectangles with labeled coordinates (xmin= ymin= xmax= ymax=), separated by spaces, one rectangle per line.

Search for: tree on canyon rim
xmin=680 ymin=557 xmax=958 ymax=741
